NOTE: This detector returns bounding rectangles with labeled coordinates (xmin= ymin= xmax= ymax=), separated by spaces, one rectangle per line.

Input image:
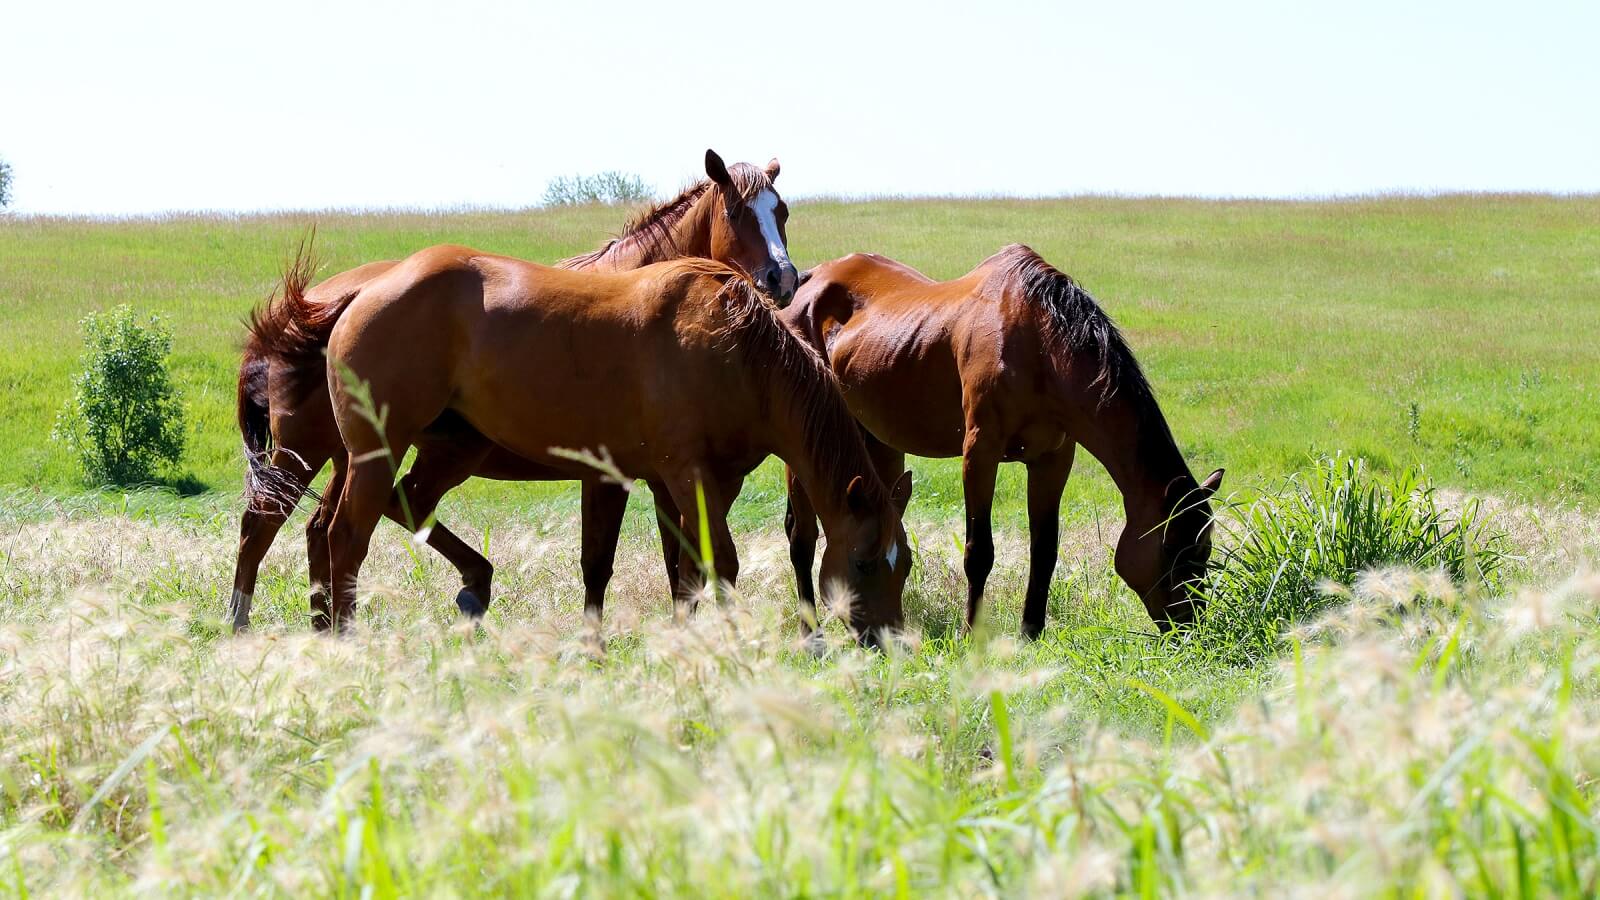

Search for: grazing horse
xmin=230 ymin=150 xmax=797 ymax=630
xmin=300 ymin=250 xmax=911 ymax=639
xmin=781 ymin=245 xmax=1223 ymax=638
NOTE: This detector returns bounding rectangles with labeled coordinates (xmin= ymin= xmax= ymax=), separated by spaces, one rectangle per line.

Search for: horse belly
xmin=833 ymin=338 xmax=966 ymax=459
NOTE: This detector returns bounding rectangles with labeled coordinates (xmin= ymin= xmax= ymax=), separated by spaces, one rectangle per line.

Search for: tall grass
xmin=0 ymin=552 xmax=1594 ymax=894
xmin=0 ymin=454 xmax=1591 ymax=895
xmin=1196 ymin=455 xmax=1508 ymax=662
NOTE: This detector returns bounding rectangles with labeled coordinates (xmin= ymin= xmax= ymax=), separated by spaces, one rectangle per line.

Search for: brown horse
xmin=301 ymin=250 xmax=911 ymax=638
xmin=781 ymin=245 xmax=1223 ymax=639
xmin=230 ymin=150 xmax=796 ymax=630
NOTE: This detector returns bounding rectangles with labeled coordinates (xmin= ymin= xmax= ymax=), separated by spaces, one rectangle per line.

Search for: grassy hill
xmin=2 ymin=195 xmax=1597 ymax=528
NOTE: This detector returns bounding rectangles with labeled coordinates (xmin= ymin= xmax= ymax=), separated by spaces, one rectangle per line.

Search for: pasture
xmin=2 ymin=195 xmax=1599 ymax=895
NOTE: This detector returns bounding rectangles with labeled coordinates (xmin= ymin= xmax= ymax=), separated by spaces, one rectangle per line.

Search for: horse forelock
xmin=721 ymin=162 xmax=774 ymax=204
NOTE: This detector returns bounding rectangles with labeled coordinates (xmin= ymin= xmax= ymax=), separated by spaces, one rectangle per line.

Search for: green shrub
xmin=542 ymin=171 xmax=654 ymax=206
xmin=0 ymin=156 xmax=12 ymax=208
xmin=1197 ymin=454 xmax=1506 ymax=660
xmin=52 ymin=306 xmax=187 ymax=485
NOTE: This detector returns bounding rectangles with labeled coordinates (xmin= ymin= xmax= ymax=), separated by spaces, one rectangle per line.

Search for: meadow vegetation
xmin=1 ymin=194 xmax=1596 ymax=516
xmin=1 ymin=196 xmax=1597 ymax=894
xmin=51 ymin=305 xmax=188 ymax=487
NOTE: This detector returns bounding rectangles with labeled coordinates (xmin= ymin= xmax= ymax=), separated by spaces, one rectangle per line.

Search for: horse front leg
xmin=660 ymin=469 xmax=740 ymax=618
xmin=1022 ymin=446 xmax=1075 ymax=640
xmin=579 ymin=479 xmax=630 ymax=626
xmin=783 ymin=465 xmax=822 ymax=634
xmin=648 ymin=481 xmax=684 ymax=599
xmin=961 ymin=429 xmax=1002 ymax=633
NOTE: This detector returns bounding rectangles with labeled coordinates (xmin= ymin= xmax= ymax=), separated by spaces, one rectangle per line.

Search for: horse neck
xmin=763 ymin=371 xmax=877 ymax=536
xmin=580 ymin=191 xmax=715 ymax=272
xmin=1072 ymin=388 xmax=1191 ymax=531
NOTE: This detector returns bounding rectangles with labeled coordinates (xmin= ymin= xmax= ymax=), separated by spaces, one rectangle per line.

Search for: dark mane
xmin=991 ymin=244 xmax=1154 ymax=407
xmin=558 ymin=162 xmax=775 ymax=271
xmin=709 ymin=272 xmax=888 ymax=509
xmin=557 ymin=183 xmax=711 ymax=270
xmin=992 ymin=244 xmax=1181 ymax=465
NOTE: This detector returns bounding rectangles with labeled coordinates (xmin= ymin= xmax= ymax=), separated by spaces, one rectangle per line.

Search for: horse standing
xmin=781 ymin=245 xmax=1222 ymax=638
xmin=295 ymin=250 xmax=911 ymax=638
xmin=231 ymin=151 xmax=797 ymax=630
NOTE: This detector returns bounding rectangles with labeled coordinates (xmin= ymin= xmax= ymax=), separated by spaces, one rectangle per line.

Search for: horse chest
xmin=1001 ymin=422 xmax=1070 ymax=463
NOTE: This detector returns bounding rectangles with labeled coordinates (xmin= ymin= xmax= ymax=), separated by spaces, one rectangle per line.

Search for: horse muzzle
xmin=759 ymin=262 xmax=799 ymax=308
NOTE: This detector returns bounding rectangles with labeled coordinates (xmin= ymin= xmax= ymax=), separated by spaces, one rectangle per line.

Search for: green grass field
xmin=3 ymin=195 xmax=1598 ymax=523
xmin=2 ymin=196 xmax=1599 ymax=895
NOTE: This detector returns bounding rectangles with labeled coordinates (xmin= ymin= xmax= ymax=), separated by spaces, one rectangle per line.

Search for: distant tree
xmin=0 ymin=157 xmax=12 ymax=208
xmin=543 ymin=171 xmax=654 ymax=206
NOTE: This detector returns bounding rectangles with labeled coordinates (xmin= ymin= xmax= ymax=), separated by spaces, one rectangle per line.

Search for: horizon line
xmin=5 ymin=188 xmax=1597 ymax=223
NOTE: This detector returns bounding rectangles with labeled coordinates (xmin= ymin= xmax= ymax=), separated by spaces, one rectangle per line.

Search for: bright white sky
xmin=3 ymin=0 xmax=1596 ymax=215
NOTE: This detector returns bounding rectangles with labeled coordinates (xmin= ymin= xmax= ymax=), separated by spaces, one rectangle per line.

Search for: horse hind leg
xmin=389 ymin=435 xmax=496 ymax=619
xmin=322 ymin=343 xmax=451 ymax=630
xmin=322 ymin=452 xmax=401 ymax=632
xmin=305 ymin=479 xmax=339 ymax=628
xmin=230 ymin=448 xmax=327 ymax=632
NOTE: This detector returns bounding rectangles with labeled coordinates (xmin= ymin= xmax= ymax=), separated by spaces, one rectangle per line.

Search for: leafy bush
xmin=1196 ymin=454 xmax=1506 ymax=660
xmin=52 ymin=305 xmax=187 ymax=485
xmin=542 ymin=171 xmax=654 ymax=206
xmin=0 ymin=156 xmax=12 ymax=208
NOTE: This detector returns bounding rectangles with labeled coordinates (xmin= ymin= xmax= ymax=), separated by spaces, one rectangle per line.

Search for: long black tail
xmin=237 ymin=349 xmax=272 ymax=471
xmin=237 ymin=348 xmax=318 ymax=515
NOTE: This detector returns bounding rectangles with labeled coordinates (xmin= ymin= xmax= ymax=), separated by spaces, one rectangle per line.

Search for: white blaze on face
xmin=749 ymin=189 xmax=792 ymax=271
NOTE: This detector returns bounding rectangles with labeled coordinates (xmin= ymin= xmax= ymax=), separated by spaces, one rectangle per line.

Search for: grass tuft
xmin=1196 ymin=454 xmax=1508 ymax=662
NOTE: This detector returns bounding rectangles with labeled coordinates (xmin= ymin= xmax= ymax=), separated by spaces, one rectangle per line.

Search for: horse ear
xmin=705 ymin=149 xmax=733 ymax=188
xmin=890 ymin=471 xmax=913 ymax=514
xmin=1200 ymin=468 xmax=1225 ymax=495
xmin=765 ymin=157 xmax=781 ymax=182
xmin=845 ymin=475 xmax=870 ymax=515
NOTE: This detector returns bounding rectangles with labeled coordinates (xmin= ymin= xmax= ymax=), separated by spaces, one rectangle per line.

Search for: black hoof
xmin=309 ymin=590 xmax=332 ymax=632
xmin=855 ymin=627 xmax=886 ymax=651
xmin=455 ymin=588 xmax=489 ymax=618
xmin=1021 ymin=620 xmax=1045 ymax=642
